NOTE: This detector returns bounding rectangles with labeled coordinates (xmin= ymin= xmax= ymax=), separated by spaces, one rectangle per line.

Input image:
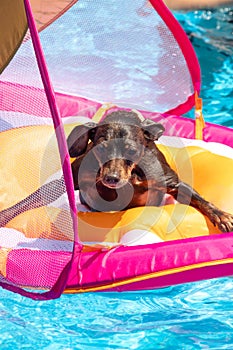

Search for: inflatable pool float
xmin=0 ymin=0 xmax=232 ymax=299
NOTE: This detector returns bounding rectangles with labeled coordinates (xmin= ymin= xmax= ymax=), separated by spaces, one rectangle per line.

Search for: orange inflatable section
xmin=1 ymin=126 xmax=233 ymax=244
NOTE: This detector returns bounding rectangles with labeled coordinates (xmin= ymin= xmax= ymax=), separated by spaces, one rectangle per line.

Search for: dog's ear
xmin=141 ymin=119 xmax=165 ymax=141
xmin=67 ymin=122 xmax=97 ymax=157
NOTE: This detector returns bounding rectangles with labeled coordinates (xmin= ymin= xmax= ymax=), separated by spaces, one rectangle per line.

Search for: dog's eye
xmin=97 ymin=144 xmax=105 ymax=153
xmin=93 ymin=143 xmax=107 ymax=160
xmin=125 ymin=148 xmax=139 ymax=162
xmin=127 ymin=149 xmax=137 ymax=157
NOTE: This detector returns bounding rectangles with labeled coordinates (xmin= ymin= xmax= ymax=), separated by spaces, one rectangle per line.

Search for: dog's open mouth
xmin=101 ymin=175 xmax=129 ymax=189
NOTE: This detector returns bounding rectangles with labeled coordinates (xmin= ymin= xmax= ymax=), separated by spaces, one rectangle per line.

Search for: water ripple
xmin=1 ymin=278 xmax=233 ymax=349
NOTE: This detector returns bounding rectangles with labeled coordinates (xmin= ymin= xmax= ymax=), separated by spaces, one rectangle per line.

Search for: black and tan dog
xmin=1 ymin=110 xmax=233 ymax=232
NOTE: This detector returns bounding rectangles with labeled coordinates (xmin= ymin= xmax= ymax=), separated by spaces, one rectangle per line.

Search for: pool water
xmin=2 ymin=278 xmax=233 ymax=349
xmin=1 ymin=6 xmax=233 ymax=350
xmin=177 ymin=8 xmax=233 ymax=126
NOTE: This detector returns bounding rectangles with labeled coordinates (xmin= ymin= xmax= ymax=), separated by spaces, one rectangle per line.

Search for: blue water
xmin=2 ymin=278 xmax=233 ymax=349
xmin=177 ymin=8 xmax=233 ymax=126
xmin=1 ymin=6 xmax=233 ymax=350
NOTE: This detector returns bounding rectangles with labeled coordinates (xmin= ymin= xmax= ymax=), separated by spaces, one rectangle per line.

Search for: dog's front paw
xmin=219 ymin=212 xmax=233 ymax=232
xmin=210 ymin=210 xmax=233 ymax=232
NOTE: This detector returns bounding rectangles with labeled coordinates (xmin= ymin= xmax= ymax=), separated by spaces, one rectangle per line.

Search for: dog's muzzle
xmin=102 ymin=173 xmax=128 ymax=189
xmin=100 ymin=158 xmax=133 ymax=189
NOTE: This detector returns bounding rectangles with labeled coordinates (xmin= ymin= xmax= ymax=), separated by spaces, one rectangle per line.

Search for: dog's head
xmin=68 ymin=110 xmax=165 ymax=188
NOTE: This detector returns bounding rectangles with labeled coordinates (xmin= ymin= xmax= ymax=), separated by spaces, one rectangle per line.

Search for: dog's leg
xmin=167 ymin=181 xmax=233 ymax=232
xmin=0 ymin=178 xmax=66 ymax=227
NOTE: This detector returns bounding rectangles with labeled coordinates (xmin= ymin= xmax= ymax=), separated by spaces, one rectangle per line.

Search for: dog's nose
xmin=103 ymin=174 xmax=120 ymax=186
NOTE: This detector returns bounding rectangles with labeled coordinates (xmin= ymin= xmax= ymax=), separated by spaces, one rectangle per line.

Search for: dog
xmin=0 ymin=110 xmax=233 ymax=232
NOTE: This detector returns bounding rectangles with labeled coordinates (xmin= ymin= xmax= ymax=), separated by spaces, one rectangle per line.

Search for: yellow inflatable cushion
xmin=1 ymin=126 xmax=233 ymax=244
xmin=5 ymin=204 xmax=221 ymax=245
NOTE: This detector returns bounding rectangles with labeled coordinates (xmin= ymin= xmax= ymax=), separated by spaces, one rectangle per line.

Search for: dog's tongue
xmin=161 ymin=194 xmax=177 ymax=206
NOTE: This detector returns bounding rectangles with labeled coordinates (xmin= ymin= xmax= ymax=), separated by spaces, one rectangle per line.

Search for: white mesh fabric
xmin=0 ymin=25 xmax=75 ymax=293
xmin=1 ymin=0 xmax=194 ymax=113
xmin=38 ymin=0 xmax=194 ymax=113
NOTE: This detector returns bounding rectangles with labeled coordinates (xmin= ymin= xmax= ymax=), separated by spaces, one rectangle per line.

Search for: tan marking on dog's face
xmin=99 ymin=158 xmax=135 ymax=188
